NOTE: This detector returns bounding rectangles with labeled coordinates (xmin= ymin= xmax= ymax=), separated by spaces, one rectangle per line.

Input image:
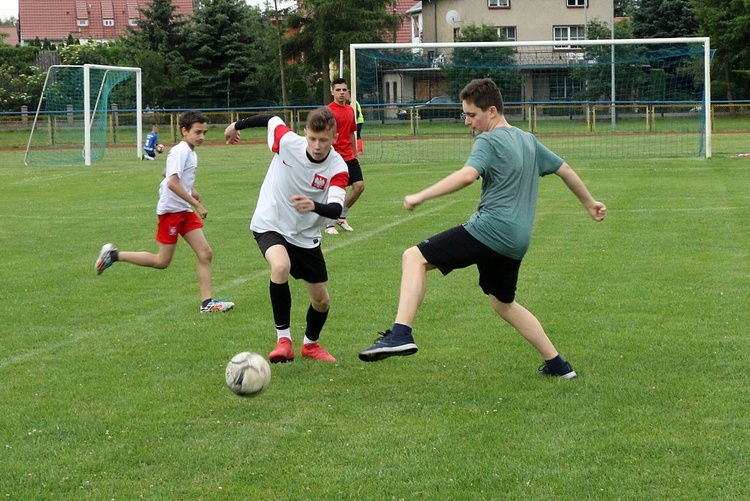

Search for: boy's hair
xmin=331 ymin=77 xmax=348 ymax=89
xmin=459 ymin=78 xmax=504 ymax=115
xmin=306 ymin=107 xmax=337 ymax=133
xmin=152 ymin=124 xmax=159 ymax=131
xmin=179 ymin=110 xmax=208 ymax=131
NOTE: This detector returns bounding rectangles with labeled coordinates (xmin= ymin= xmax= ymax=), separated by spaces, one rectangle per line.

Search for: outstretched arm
xmin=555 ymin=162 xmax=606 ymax=221
xmin=224 ymin=114 xmax=276 ymax=144
xmin=404 ymin=166 xmax=479 ymax=211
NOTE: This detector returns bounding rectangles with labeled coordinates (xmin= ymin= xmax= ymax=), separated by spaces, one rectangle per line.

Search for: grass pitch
xmin=1 ymin=140 xmax=750 ymax=499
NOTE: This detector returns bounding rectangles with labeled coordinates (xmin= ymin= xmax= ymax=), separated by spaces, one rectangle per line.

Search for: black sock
xmin=545 ymin=354 xmax=565 ymax=367
xmin=201 ymin=298 xmax=212 ymax=308
xmin=111 ymin=248 xmax=120 ymax=262
xmin=304 ymin=305 xmax=328 ymax=342
xmin=269 ymin=281 xmax=291 ymax=330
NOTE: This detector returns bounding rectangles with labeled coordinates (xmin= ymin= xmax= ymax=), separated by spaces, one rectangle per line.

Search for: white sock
xmin=276 ymin=328 xmax=291 ymax=341
xmin=340 ymin=206 xmax=348 ymax=219
xmin=303 ymin=336 xmax=317 ymax=345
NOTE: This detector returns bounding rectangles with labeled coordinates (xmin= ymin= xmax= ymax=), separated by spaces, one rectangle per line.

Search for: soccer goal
xmin=24 ymin=64 xmax=142 ymax=166
xmin=351 ymin=37 xmax=711 ymax=163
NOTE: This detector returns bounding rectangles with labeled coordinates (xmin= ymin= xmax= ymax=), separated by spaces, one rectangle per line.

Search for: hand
xmin=290 ymin=194 xmax=314 ymax=213
xmin=589 ymin=201 xmax=607 ymax=221
xmin=404 ymin=193 xmax=422 ymax=211
xmin=224 ymin=123 xmax=241 ymax=145
xmin=196 ymin=204 xmax=208 ymax=220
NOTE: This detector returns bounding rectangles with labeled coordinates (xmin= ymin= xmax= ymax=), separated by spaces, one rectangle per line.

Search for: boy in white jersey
xmin=224 ymin=108 xmax=349 ymax=363
xmin=95 ymin=110 xmax=234 ymax=314
xmin=359 ymin=79 xmax=606 ymax=378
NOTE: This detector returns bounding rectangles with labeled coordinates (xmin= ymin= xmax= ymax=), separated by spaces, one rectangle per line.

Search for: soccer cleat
xmin=200 ymin=300 xmax=235 ymax=313
xmin=336 ymin=219 xmax=354 ymax=232
xmin=325 ymin=225 xmax=339 ymax=235
xmin=538 ymin=361 xmax=577 ymax=379
xmin=301 ymin=342 xmax=337 ymax=362
xmin=358 ymin=329 xmax=418 ymax=362
xmin=269 ymin=338 xmax=294 ymax=363
xmin=95 ymin=243 xmax=117 ymax=275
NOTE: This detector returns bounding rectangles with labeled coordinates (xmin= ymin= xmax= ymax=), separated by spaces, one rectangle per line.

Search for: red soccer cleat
xmin=301 ymin=342 xmax=336 ymax=362
xmin=269 ymin=338 xmax=294 ymax=363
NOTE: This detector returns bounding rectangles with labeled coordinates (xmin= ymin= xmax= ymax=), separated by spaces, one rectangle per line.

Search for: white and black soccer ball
xmin=225 ymin=352 xmax=271 ymax=397
xmin=156 ymin=144 xmax=165 ymax=153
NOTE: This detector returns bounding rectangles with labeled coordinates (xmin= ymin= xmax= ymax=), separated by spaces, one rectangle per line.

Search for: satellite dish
xmin=445 ymin=9 xmax=461 ymax=25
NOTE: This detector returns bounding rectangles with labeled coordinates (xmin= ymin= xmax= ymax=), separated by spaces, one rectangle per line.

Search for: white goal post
xmin=25 ymin=64 xmax=143 ymax=166
xmin=350 ymin=37 xmax=712 ymax=160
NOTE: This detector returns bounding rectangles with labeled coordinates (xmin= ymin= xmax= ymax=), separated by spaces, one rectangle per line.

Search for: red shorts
xmin=156 ymin=211 xmax=203 ymax=244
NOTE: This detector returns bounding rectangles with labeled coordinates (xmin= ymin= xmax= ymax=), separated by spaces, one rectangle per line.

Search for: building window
xmin=77 ymin=19 xmax=89 ymax=27
xmin=554 ymin=25 xmax=585 ymax=49
xmin=103 ymin=19 xmax=114 ymax=27
xmin=567 ymin=0 xmax=587 ymax=6
xmin=496 ymin=26 xmax=516 ymax=41
xmin=129 ymin=18 xmax=138 ymax=26
xmin=392 ymin=82 xmax=398 ymax=104
xmin=453 ymin=28 xmax=461 ymax=41
xmin=549 ymin=74 xmax=584 ymax=100
xmin=489 ymin=0 xmax=510 ymax=7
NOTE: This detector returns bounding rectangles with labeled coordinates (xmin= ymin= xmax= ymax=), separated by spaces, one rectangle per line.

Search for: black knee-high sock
xmin=304 ymin=305 xmax=328 ymax=342
xmin=269 ymin=281 xmax=291 ymax=330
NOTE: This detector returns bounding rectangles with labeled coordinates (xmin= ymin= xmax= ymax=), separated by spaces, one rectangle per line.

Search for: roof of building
xmin=0 ymin=25 xmax=20 ymax=45
xmin=18 ymin=0 xmax=194 ymax=43
xmin=394 ymin=0 xmax=421 ymax=43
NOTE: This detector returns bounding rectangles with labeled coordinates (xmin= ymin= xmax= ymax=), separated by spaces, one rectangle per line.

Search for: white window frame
xmin=554 ymin=25 xmax=585 ymax=49
xmin=103 ymin=19 xmax=114 ymax=27
xmin=496 ymin=26 xmax=517 ymax=42
xmin=567 ymin=0 xmax=587 ymax=6
xmin=489 ymin=0 xmax=510 ymax=7
xmin=77 ymin=19 xmax=89 ymax=27
xmin=128 ymin=18 xmax=138 ymax=26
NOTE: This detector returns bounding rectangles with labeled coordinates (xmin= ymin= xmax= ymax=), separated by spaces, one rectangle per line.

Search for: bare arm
xmin=350 ymin=131 xmax=358 ymax=159
xmin=167 ymin=174 xmax=207 ymax=219
xmin=404 ymin=166 xmax=479 ymax=211
xmin=555 ymin=162 xmax=606 ymax=221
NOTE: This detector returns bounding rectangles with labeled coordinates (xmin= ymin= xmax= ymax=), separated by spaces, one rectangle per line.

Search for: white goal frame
xmin=25 ymin=64 xmax=143 ymax=166
xmin=350 ymin=37 xmax=712 ymax=158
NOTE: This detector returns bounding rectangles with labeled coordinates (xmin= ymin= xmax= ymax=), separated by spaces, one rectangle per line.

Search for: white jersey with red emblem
xmin=157 ymin=140 xmax=197 ymax=215
xmin=250 ymin=117 xmax=349 ymax=248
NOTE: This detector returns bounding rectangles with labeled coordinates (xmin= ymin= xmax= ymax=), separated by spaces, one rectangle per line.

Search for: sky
xmin=0 ymin=0 xmax=296 ymax=20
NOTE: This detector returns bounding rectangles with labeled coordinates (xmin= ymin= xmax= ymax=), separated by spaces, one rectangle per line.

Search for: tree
xmin=120 ymin=0 xmax=190 ymax=107
xmin=181 ymin=0 xmax=277 ymax=108
xmin=632 ymin=0 xmax=696 ymax=39
xmin=0 ymin=45 xmax=43 ymax=111
xmin=444 ymin=24 xmax=521 ymax=101
xmin=284 ymin=0 xmax=402 ymax=104
xmin=692 ymin=0 xmax=750 ymax=101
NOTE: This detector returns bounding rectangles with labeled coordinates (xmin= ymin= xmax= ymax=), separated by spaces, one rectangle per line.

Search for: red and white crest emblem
xmin=311 ymin=174 xmax=327 ymax=190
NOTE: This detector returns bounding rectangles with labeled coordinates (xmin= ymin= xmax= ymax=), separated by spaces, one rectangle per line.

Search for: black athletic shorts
xmin=346 ymin=158 xmax=363 ymax=185
xmin=253 ymin=231 xmax=328 ymax=283
xmin=416 ymin=225 xmax=522 ymax=303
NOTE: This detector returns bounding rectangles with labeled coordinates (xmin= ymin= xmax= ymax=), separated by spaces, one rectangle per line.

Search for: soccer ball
xmin=156 ymin=144 xmax=165 ymax=153
xmin=225 ymin=352 xmax=271 ymax=397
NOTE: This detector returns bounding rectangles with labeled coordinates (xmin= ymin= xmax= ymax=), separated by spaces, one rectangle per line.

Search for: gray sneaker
xmin=359 ymin=329 xmax=418 ymax=362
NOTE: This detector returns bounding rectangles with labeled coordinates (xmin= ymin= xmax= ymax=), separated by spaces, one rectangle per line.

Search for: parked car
xmin=397 ymin=95 xmax=463 ymax=120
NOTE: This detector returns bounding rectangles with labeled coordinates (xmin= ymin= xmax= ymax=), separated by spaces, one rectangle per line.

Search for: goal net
xmin=24 ymin=64 xmax=142 ymax=166
xmin=351 ymin=38 xmax=711 ymax=164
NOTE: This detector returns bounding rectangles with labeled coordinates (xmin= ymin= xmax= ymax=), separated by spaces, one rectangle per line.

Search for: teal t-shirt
xmin=464 ymin=126 xmax=563 ymax=260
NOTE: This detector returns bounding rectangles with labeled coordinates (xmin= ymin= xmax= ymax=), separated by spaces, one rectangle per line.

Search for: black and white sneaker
xmin=538 ymin=361 xmax=577 ymax=379
xmin=359 ymin=329 xmax=418 ymax=362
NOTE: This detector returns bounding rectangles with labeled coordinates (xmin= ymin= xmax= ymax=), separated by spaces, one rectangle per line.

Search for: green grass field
xmin=2 ymin=138 xmax=750 ymax=499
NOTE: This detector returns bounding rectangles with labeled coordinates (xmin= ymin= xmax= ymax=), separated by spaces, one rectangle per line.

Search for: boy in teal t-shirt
xmin=359 ymin=78 xmax=607 ymax=379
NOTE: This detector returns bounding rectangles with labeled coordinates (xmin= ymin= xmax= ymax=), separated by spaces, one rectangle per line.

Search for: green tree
xmin=120 ymin=0 xmax=190 ymax=107
xmin=692 ymin=0 xmax=750 ymax=100
xmin=284 ymin=0 xmax=402 ymax=104
xmin=632 ymin=0 xmax=696 ymax=38
xmin=0 ymin=45 xmax=43 ymax=111
xmin=444 ymin=24 xmax=521 ymax=101
xmin=181 ymin=0 xmax=276 ymax=108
